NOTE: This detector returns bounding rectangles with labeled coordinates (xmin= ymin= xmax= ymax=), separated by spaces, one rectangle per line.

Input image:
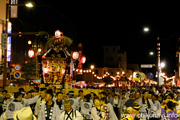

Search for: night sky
xmin=12 ymin=1 xmax=180 ymax=76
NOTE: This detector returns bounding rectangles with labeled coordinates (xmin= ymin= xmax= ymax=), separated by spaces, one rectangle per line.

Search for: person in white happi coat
xmin=0 ymin=90 xmax=7 ymax=115
xmin=118 ymin=93 xmax=127 ymax=119
xmin=91 ymin=97 xmax=103 ymax=120
xmin=21 ymin=91 xmax=39 ymax=107
xmin=5 ymin=92 xmax=39 ymax=120
xmin=55 ymin=92 xmax=64 ymax=112
xmin=150 ymin=93 xmax=161 ymax=120
xmin=100 ymin=97 xmax=118 ymax=120
xmin=5 ymin=92 xmax=23 ymax=120
xmin=38 ymin=89 xmax=61 ymax=120
xmin=34 ymin=88 xmax=47 ymax=117
xmin=138 ymin=90 xmax=157 ymax=120
xmin=2 ymin=93 xmax=14 ymax=112
xmin=67 ymin=91 xmax=79 ymax=111
xmin=113 ymin=94 xmax=119 ymax=118
xmin=59 ymin=100 xmax=83 ymax=120
xmin=80 ymin=94 xmax=93 ymax=119
xmin=176 ymin=89 xmax=180 ymax=109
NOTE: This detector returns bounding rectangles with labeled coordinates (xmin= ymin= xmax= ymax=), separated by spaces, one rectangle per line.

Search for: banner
xmin=11 ymin=0 xmax=18 ymax=18
xmin=7 ymin=22 xmax=12 ymax=62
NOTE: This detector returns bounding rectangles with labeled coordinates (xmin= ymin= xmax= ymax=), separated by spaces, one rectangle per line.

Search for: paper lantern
xmin=72 ymin=51 xmax=79 ymax=60
xmin=80 ymin=56 xmax=86 ymax=64
xmin=28 ymin=50 xmax=34 ymax=58
xmin=55 ymin=30 xmax=61 ymax=38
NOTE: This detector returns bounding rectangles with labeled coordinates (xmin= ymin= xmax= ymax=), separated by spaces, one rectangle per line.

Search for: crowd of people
xmin=0 ymin=85 xmax=180 ymax=120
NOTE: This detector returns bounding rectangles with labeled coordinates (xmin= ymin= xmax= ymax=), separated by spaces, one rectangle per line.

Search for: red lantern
xmin=80 ymin=56 xmax=86 ymax=64
xmin=28 ymin=49 xmax=34 ymax=58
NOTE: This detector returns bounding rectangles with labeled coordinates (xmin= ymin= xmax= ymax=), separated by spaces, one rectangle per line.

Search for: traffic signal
xmin=0 ymin=65 xmax=3 ymax=75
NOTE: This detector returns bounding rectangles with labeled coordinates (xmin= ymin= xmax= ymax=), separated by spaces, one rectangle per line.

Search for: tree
xmin=21 ymin=61 xmax=36 ymax=80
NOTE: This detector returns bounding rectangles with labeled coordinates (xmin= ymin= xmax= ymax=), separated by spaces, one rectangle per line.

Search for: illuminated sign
xmin=7 ymin=22 xmax=12 ymax=62
xmin=11 ymin=0 xmax=18 ymax=18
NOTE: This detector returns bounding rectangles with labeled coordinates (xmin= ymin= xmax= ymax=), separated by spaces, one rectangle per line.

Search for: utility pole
xmin=3 ymin=1 xmax=10 ymax=88
xmin=157 ymin=37 xmax=161 ymax=86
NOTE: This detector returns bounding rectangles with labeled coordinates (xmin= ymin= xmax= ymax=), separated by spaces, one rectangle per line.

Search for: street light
xmin=161 ymin=62 xmax=165 ymax=68
xmin=90 ymin=65 xmax=95 ymax=86
xmin=144 ymin=27 xmax=149 ymax=32
xmin=25 ymin=3 xmax=34 ymax=8
xmin=38 ymin=48 xmax=42 ymax=53
xmin=116 ymin=72 xmax=120 ymax=87
xmin=28 ymin=40 xmax=32 ymax=45
xmin=150 ymin=51 xmax=154 ymax=55
xmin=143 ymin=27 xmax=162 ymax=86
xmin=90 ymin=65 xmax=95 ymax=69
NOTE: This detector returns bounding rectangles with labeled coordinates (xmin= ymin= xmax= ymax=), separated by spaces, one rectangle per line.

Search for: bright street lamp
xmin=90 ymin=65 xmax=94 ymax=69
xmin=38 ymin=48 xmax=42 ymax=53
xmin=90 ymin=65 xmax=95 ymax=86
xmin=144 ymin=27 xmax=149 ymax=32
xmin=25 ymin=3 xmax=34 ymax=8
xmin=161 ymin=62 xmax=165 ymax=68
xmin=150 ymin=51 xmax=154 ymax=55
xmin=28 ymin=40 xmax=32 ymax=45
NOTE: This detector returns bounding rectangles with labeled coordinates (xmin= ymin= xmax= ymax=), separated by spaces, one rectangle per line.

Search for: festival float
xmin=41 ymin=30 xmax=74 ymax=88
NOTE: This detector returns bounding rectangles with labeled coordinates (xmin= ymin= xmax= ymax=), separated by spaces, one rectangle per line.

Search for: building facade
xmin=103 ymin=46 xmax=127 ymax=70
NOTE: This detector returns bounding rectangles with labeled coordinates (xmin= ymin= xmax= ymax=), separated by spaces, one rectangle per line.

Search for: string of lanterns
xmin=78 ymin=69 xmax=133 ymax=81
